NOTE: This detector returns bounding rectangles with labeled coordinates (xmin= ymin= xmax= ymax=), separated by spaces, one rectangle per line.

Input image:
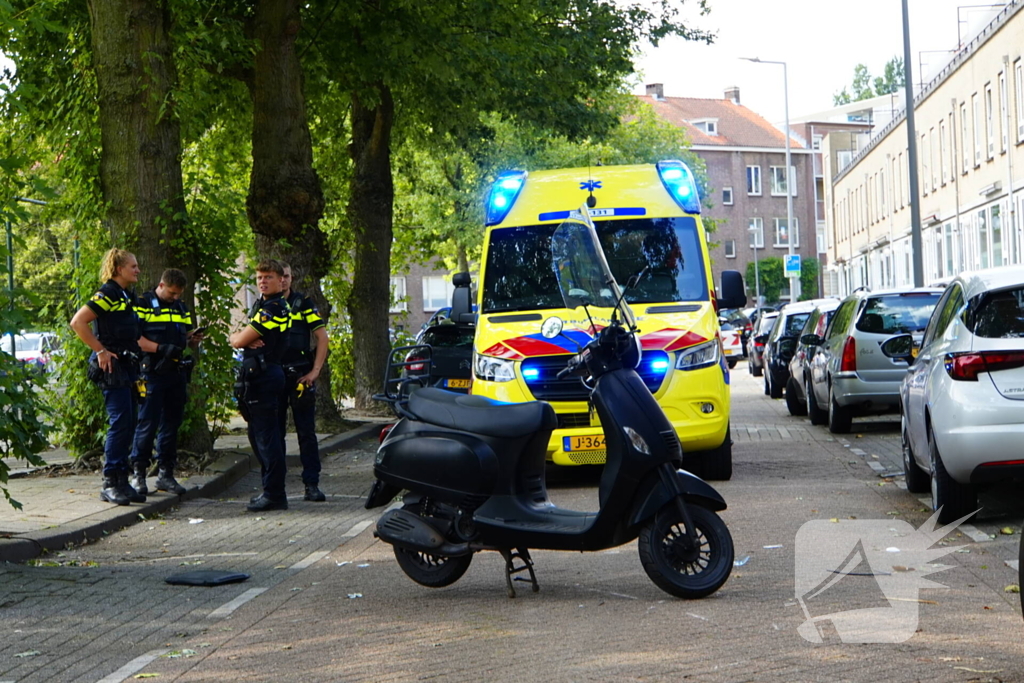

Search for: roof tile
xmin=638 ymin=95 xmax=804 ymax=149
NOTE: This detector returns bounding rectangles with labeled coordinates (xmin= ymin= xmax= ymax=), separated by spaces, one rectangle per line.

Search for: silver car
xmin=804 ymin=287 xmax=943 ymax=434
xmin=881 ymin=266 xmax=1024 ymax=523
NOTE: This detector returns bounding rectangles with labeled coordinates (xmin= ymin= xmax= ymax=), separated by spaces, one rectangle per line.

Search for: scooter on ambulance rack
xmin=365 ymin=206 xmax=741 ymax=599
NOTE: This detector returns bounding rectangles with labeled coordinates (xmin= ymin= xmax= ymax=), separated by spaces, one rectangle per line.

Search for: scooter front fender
xmin=629 ymin=469 xmax=727 ymax=528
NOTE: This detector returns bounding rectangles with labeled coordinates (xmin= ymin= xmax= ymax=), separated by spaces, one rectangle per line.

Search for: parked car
xmin=881 ymin=266 xmax=1024 ymax=523
xmin=718 ymin=316 xmax=742 ymax=369
xmin=760 ymin=298 xmax=838 ymax=400
xmin=746 ymin=311 xmax=778 ymax=377
xmin=785 ymin=299 xmax=842 ymax=419
xmin=803 ymin=287 xmax=943 ymax=434
xmin=720 ymin=308 xmax=751 ymax=358
xmin=405 ymin=271 xmax=476 ymax=393
xmin=10 ymin=332 xmax=60 ymax=373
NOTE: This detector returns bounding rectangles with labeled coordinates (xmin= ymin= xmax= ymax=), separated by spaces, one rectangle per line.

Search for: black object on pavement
xmin=165 ymin=570 xmax=250 ymax=586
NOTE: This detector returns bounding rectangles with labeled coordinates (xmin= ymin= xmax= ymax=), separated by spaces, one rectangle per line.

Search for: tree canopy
xmin=833 ymin=57 xmax=904 ymax=105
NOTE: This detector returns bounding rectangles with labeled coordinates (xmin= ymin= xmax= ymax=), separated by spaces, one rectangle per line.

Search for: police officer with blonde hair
xmin=70 ymin=248 xmax=145 ymax=505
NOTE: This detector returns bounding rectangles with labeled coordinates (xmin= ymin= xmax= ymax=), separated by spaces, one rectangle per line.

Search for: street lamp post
xmin=749 ymin=223 xmax=761 ymax=306
xmin=741 ymin=57 xmax=799 ymax=301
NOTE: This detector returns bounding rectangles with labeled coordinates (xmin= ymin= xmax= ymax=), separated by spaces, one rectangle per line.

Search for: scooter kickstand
xmin=499 ymin=548 xmax=540 ymax=598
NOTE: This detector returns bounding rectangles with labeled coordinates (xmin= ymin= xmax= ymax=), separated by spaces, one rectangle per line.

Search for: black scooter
xmin=365 ymin=212 xmax=734 ymax=599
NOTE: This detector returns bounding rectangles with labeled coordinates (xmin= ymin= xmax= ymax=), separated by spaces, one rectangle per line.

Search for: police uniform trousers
xmin=246 ymin=364 xmax=288 ymax=501
xmin=278 ymin=368 xmax=321 ymax=487
xmin=102 ymin=385 xmax=137 ymax=478
xmin=130 ymin=370 xmax=187 ymax=472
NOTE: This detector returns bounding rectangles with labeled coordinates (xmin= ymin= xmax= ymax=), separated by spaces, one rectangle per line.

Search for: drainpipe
xmin=1003 ymin=55 xmax=1017 ymax=264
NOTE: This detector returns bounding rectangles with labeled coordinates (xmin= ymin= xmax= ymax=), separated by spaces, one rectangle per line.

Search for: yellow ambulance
xmin=472 ymin=161 xmax=746 ymax=480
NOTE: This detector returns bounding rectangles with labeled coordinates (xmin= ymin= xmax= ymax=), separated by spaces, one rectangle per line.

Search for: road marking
xmin=207 ymin=587 xmax=268 ymax=619
xmin=850 ymin=448 xmax=866 ymax=456
xmin=866 ymin=461 xmax=886 ymax=472
xmin=95 ymin=649 xmax=169 ymax=683
xmin=341 ymin=520 xmax=373 ymax=539
xmin=959 ymin=524 xmax=993 ymax=543
xmin=290 ymin=551 xmax=330 ymax=571
xmin=777 ymin=427 xmax=791 ymax=439
xmin=917 ymin=496 xmax=932 ymax=507
xmin=1007 ymin=560 xmax=1019 ymax=572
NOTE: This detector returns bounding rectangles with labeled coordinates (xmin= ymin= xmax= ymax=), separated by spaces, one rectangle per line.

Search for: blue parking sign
xmin=784 ymin=254 xmax=801 ymax=278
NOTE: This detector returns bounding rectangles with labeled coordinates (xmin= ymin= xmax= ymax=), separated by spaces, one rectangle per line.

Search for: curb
xmin=0 ymin=422 xmax=380 ymax=564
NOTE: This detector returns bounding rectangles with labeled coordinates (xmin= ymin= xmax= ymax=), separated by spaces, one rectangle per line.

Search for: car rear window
xmin=420 ymin=326 xmax=476 ymax=348
xmin=856 ymin=293 xmax=941 ymax=334
xmin=783 ymin=313 xmax=810 ymax=336
xmin=971 ymin=287 xmax=1024 ymax=338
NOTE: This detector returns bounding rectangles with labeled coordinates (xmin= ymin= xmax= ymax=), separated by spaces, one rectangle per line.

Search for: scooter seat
xmin=408 ymin=388 xmax=556 ymax=439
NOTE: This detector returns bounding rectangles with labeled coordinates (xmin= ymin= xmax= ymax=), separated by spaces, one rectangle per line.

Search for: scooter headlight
xmin=675 ymin=339 xmax=720 ymax=371
xmin=473 ymin=352 xmax=516 ymax=382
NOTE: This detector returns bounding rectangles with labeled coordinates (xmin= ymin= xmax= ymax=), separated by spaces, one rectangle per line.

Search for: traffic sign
xmin=784 ymin=254 xmax=801 ymax=278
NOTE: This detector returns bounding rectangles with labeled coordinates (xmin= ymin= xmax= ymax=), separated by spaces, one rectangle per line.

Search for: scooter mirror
xmin=541 ymin=317 xmax=564 ymax=339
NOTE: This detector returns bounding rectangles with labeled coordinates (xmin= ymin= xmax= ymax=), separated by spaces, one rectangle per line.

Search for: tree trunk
xmin=347 ymin=85 xmax=395 ymax=411
xmin=244 ymin=0 xmax=344 ymax=429
xmin=88 ymin=0 xmax=213 ymax=454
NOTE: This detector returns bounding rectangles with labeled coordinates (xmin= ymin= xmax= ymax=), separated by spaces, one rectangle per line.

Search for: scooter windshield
xmin=550 ymin=206 xmax=636 ymax=329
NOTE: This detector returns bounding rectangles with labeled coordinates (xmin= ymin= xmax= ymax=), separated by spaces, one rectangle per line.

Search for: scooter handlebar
xmin=557 ymin=348 xmax=590 ymax=379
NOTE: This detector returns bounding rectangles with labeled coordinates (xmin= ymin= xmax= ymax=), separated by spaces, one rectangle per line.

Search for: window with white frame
xmin=816 ymin=222 xmax=827 ymax=254
xmin=722 ymin=187 xmax=733 ymax=205
xmin=939 ymin=119 xmax=948 ymax=184
xmin=770 ymin=166 xmax=797 ymax=197
xmin=930 ymin=127 xmax=938 ymax=190
xmin=746 ymin=166 xmax=761 ymax=195
xmin=748 ymin=217 xmax=764 ymax=248
xmin=972 ymin=93 xmax=981 ymax=165
xmin=921 ymin=133 xmax=929 ymax=194
xmin=978 ymin=209 xmax=989 ymax=269
xmin=944 ymin=222 xmax=955 ymax=275
xmin=724 ymin=240 xmax=736 ymax=258
xmin=985 ymin=84 xmax=995 ymax=158
xmin=773 ymin=217 xmax=799 ymax=248
xmin=961 ymin=102 xmax=970 ymax=171
xmin=422 ymin=275 xmax=454 ymax=311
xmin=879 ymin=168 xmax=886 ymax=215
xmin=991 ymin=204 xmax=1003 ymax=265
xmin=1016 ymin=60 xmax=1024 ymax=141
xmin=1000 ymin=72 xmax=1008 ymax=152
xmin=812 ymin=134 xmax=822 ymax=150
xmin=693 ymin=119 xmax=718 ymax=136
xmin=837 ymin=150 xmax=853 ymax=172
xmin=389 ymin=276 xmax=408 ymax=313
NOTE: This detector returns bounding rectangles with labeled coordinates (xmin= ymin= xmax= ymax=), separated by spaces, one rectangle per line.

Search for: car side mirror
xmin=754 ymin=334 xmax=769 ymax=345
xmin=718 ymin=270 xmax=746 ymax=310
xmin=880 ymin=333 xmax=915 ymax=364
xmin=800 ymin=333 xmax=822 ymax=347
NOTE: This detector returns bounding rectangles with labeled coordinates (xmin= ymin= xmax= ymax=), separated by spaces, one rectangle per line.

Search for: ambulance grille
xmin=521 ymin=352 xmax=669 ymax=402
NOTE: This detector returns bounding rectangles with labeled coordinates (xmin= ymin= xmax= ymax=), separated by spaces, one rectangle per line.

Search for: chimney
xmin=724 ymin=86 xmax=740 ymax=105
xmin=646 ymin=83 xmax=664 ymax=100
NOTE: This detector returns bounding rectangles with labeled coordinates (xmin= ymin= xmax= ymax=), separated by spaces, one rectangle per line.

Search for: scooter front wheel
xmin=638 ymin=504 xmax=733 ymax=599
xmin=394 ymin=548 xmax=473 ymax=588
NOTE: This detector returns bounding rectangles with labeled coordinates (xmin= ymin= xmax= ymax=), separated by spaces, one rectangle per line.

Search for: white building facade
xmin=826 ymin=2 xmax=1024 ymax=295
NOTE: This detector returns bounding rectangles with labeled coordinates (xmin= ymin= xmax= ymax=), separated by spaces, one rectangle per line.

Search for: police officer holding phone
xmin=230 ymin=259 xmax=292 ymax=512
xmin=70 ymin=248 xmax=145 ymax=505
xmin=130 ymin=268 xmax=204 ymax=496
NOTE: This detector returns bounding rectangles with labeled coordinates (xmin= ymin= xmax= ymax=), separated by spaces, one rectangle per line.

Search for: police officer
xmin=230 ymin=259 xmax=292 ymax=512
xmin=129 ymin=268 xmax=205 ymax=496
xmin=69 ymin=248 xmax=145 ymax=505
xmin=279 ymin=264 xmax=329 ymax=502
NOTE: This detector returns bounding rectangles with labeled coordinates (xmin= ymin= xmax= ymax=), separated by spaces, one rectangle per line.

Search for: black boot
xmin=155 ymin=468 xmax=187 ymax=495
xmin=119 ymin=471 xmax=146 ymax=503
xmin=100 ymin=476 xmax=130 ymax=505
xmin=303 ymin=484 xmax=326 ymax=502
xmin=130 ymin=463 xmax=149 ymax=496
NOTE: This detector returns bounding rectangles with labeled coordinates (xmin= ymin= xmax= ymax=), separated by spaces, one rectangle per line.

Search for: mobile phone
xmin=191 ymin=326 xmax=208 ymax=335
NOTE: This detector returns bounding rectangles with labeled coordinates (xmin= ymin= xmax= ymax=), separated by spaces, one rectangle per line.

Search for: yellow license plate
xmin=564 ymin=434 xmax=605 ymax=451
xmin=445 ymin=378 xmax=471 ymax=388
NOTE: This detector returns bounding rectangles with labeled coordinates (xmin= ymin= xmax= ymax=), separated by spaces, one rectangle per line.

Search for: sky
xmin=632 ymin=0 xmax=1007 ymax=125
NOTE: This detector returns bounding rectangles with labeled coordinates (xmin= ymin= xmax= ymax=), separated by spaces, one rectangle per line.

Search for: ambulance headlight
xmin=657 ymin=160 xmax=701 ymax=215
xmin=675 ymin=339 xmax=719 ymax=371
xmin=485 ymin=171 xmax=527 ymax=226
xmin=473 ymin=352 xmax=516 ymax=382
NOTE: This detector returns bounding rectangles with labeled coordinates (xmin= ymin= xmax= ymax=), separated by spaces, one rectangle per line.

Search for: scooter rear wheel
xmin=638 ymin=504 xmax=733 ymax=599
xmin=394 ymin=547 xmax=473 ymax=588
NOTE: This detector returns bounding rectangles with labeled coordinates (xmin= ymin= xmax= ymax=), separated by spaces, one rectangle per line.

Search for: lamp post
xmin=749 ymin=223 xmax=762 ymax=306
xmin=741 ymin=57 xmax=799 ymax=301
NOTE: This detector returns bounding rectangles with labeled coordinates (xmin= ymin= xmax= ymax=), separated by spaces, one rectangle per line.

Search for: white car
xmin=718 ymin=316 xmax=742 ymax=369
xmin=882 ymin=266 xmax=1024 ymax=523
xmin=8 ymin=332 xmax=60 ymax=373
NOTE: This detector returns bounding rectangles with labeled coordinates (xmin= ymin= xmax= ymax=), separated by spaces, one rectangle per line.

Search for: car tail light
xmin=405 ymin=352 xmax=427 ymax=372
xmin=379 ymin=423 xmax=395 ymax=443
xmin=944 ymin=350 xmax=1024 ymax=381
xmin=979 ymin=459 xmax=1024 ymax=467
xmin=839 ymin=336 xmax=857 ymax=372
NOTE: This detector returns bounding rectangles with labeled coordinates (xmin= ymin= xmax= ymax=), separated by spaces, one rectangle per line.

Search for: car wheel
xmin=901 ymin=413 xmax=929 ymax=494
xmin=764 ymin=373 xmax=771 ymax=396
xmin=751 ymin=359 xmax=763 ymax=377
xmin=928 ymin=427 xmax=977 ymax=525
xmin=698 ymin=424 xmax=733 ymax=481
xmin=806 ymin=379 xmax=827 ymax=426
xmin=827 ymin=384 xmax=852 ymax=434
xmin=786 ymin=378 xmax=807 ymax=416
xmin=769 ymin=370 xmax=783 ymax=399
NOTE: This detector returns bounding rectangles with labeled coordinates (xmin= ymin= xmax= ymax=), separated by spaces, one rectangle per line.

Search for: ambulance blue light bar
xmin=485 ymin=171 xmax=528 ymax=226
xmin=656 ymin=160 xmax=701 ymax=215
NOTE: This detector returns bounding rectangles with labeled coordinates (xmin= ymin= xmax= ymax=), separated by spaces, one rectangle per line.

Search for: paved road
xmin=2 ymin=365 xmax=1021 ymax=682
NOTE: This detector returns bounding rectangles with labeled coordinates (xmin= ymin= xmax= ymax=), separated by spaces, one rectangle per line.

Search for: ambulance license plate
xmin=564 ymin=434 xmax=606 ymax=451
